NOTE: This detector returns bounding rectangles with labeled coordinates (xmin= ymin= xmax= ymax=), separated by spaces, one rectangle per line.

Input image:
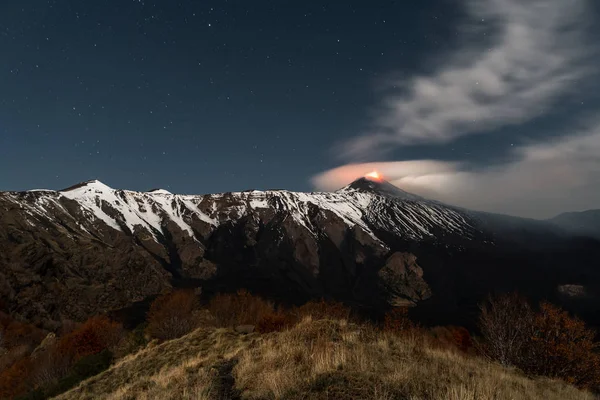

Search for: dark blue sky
xmin=0 ymin=0 xmax=464 ymax=193
xmin=1 ymin=0 xmax=599 ymax=218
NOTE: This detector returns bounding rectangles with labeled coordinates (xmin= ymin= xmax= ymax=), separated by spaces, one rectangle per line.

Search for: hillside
xmin=1 ymin=178 xmax=600 ymax=331
xmin=550 ymin=210 xmax=600 ymax=239
xmin=56 ymin=318 xmax=593 ymax=400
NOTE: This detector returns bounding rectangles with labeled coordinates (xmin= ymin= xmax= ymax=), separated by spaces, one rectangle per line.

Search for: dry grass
xmin=57 ymin=317 xmax=594 ymax=400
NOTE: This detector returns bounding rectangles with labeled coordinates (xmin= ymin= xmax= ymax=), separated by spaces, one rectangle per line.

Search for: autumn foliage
xmin=208 ymin=289 xmax=274 ymax=328
xmin=0 ymin=315 xmax=122 ymax=399
xmin=430 ymin=325 xmax=474 ymax=353
xmin=479 ymin=293 xmax=600 ymax=390
xmin=0 ymin=357 xmax=32 ymax=399
xmin=146 ymin=290 xmax=200 ymax=340
xmin=527 ymin=302 xmax=600 ymax=388
xmin=256 ymin=312 xmax=288 ymax=333
xmin=57 ymin=316 xmax=122 ymax=361
xmin=383 ymin=307 xmax=416 ymax=333
xmin=0 ymin=311 xmax=45 ymax=352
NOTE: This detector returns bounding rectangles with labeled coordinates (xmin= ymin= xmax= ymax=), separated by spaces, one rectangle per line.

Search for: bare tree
xmin=477 ymin=292 xmax=534 ymax=367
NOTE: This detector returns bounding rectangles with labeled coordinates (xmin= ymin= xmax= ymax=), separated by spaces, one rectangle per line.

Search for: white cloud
xmin=318 ymin=0 xmax=600 ymax=217
xmin=343 ymin=0 xmax=591 ymax=157
xmin=314 ymin=125 xmax=600 ymax=218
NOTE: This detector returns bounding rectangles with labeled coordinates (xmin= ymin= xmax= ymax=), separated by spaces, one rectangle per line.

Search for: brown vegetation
xmin=430 ymin=325 xmax=474 ymax=354
xmin=0 ymin=315 xmax=123 ymax=399
xmin=146 ymin=290 xmax=201 ymax=341
xmin=57 ymin=316 xmax=123 ymax=361
xmin=2 ymin=290 xmax=598 ymax=399
xmin=0 ymin=357 xmax=32 ymax=399
xmin=208 ymin=289 xmax=275 ymax=328
xmin=293 ymin=298 xmax=352 ymax=322
xmin=479 ymin=293 xmax=600 ymax=390
xmin=0 ymin=311 xmax=45 ymax=353
xmin=256 ymin=312 xmax=288 ymax=334
xmin=382 ymin=306 xmax=415 ymax=333
xmin=55 ymin=314 xmax=593 ymax=400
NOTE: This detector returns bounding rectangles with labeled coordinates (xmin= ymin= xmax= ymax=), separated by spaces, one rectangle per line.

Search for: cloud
xmin=315 ymin=0 xmax=600 ymax=218
xmin=343 ymin=0 xmax=592 ymax=158
xmin=314 ymin=124 xmax=600 ymax=218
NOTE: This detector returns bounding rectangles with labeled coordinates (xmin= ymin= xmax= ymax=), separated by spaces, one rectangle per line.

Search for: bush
xmin=0 ymin=344 xmax=31 ymax=374
xmin=42 ymin=350 xmax=114 ymax=399
xmin=293 ymin=299 xmax=351 ymax=322
xmin=147 ymin=290 xmax=200 ymax=340
xmin=0 ymin=312 xmax=45 ymax=352
xmin=478 ymin=293 xmax=600 ymax=389
xmin=57 ymin=316 xmax=122 ymax=361
xmin=477 ymin=293 xmax=534 ymax=366
xmin=113 ymin=323 xmax=149 ymax=359
xmin=0 ymin=357 xmax=33 ymax=399
xmin=208 ymin=289 xmax=274 ymax=328
xmin=526 ymin=302 xmax=600 ymax=389
xmin=256 ymin=312 xmax=288 ymax=333
xmin=450 ymin=326 xmax=473 ymax=353
xmin=429 ymin=325 xmax=473 ymax=353
xmin=383 ymin=307 xmax=416 ymax=333
xmin=29 ymin=346 xmax=72 ymax=388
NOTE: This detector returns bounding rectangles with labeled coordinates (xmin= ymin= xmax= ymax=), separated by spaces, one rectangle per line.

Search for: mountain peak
xmin=60 ymin=179 xmax=113 ymax=193
xmin=341 ymin=177 xmax=423 ymax=201
xmin=148 ymin=188 xmax=173 ymax=195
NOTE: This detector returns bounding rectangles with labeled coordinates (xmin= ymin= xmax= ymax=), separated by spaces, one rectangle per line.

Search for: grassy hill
xmin=56 ymin=317 xmax=593 ymax=400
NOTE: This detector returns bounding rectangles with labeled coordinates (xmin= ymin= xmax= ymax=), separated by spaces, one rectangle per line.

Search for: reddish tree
xmin=479 ymin=294 xmax=600 ymax=390
xmin=526 ymin=302 xmax=600 ymax=389
xmin=146 ymin=290 xmax=200 ymax=340
xmin=57 ymin=315 xmax=122 ymax=361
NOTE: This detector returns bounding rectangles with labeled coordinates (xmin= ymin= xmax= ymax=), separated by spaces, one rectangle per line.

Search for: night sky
xmin=1 ymin=0 xmax=599 ymax=217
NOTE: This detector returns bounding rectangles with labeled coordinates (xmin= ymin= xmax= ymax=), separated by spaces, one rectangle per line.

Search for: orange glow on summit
xmin=365 ymin=171 xmax=383 ymax=181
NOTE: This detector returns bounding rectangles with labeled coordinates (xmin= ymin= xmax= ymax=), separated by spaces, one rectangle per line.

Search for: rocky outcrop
xmin=377 ymin=253 xmax=432 ymax=307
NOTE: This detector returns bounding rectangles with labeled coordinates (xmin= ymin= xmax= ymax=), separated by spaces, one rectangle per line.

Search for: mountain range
xmin=1 ymin=177 xmax=598 ymax=330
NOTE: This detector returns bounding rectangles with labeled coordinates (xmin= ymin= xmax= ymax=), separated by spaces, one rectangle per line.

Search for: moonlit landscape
xmin=1 ymin=1 xmax=600 ymax=399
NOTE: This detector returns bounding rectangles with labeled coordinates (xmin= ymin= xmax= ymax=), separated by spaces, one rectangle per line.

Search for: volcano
xmin=1 ymin=178 xmax=599 ymax=329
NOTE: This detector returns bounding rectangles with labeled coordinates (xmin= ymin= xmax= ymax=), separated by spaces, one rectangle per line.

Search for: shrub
xmin=208 ymin=289 xmax=274 ymax=328
xmin=526 ymin=302 xmax=600 ymax=389
xmin=0 ymin=357 xmax=33 ymax=399
xmin=478 ymin=293 xmax=600 ymax=390
xmin=113 ymin=323 xmax=149 ymax=359
xmin=477 ymin=293 xmax=534 ymax=366
xmin=29 ymin=346 xmax=72 ymax=388
xmin=0 ymin=312 xmax=45 ymax=351
xmin=450 ymin=326 xmax=473 ymax=353
xmin=383 ymin=307 xmax=416 ymax=333
xmin=430 ymin=326 xmax=473 ymax=353
xmin=293 ymin=299 xmax=351 ymax=322
xmin=256 ymin=312 xmax=288 ymax=333
xmin=147 ymin=290 xmax=200 ymax=340
xmin=57 ymin=316 xmax=122 ymax=361
xmin=42 ymin=349 xmax=114 ymax=399
xmin=0 ymin=344 xmax=31 ymax=373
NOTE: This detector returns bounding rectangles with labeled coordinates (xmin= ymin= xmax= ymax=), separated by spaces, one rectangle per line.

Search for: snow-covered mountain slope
xmin=2 ymin=178 xmax=484 ymax=246
xmin=2 ymin=177 xmax=600 ymax=329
